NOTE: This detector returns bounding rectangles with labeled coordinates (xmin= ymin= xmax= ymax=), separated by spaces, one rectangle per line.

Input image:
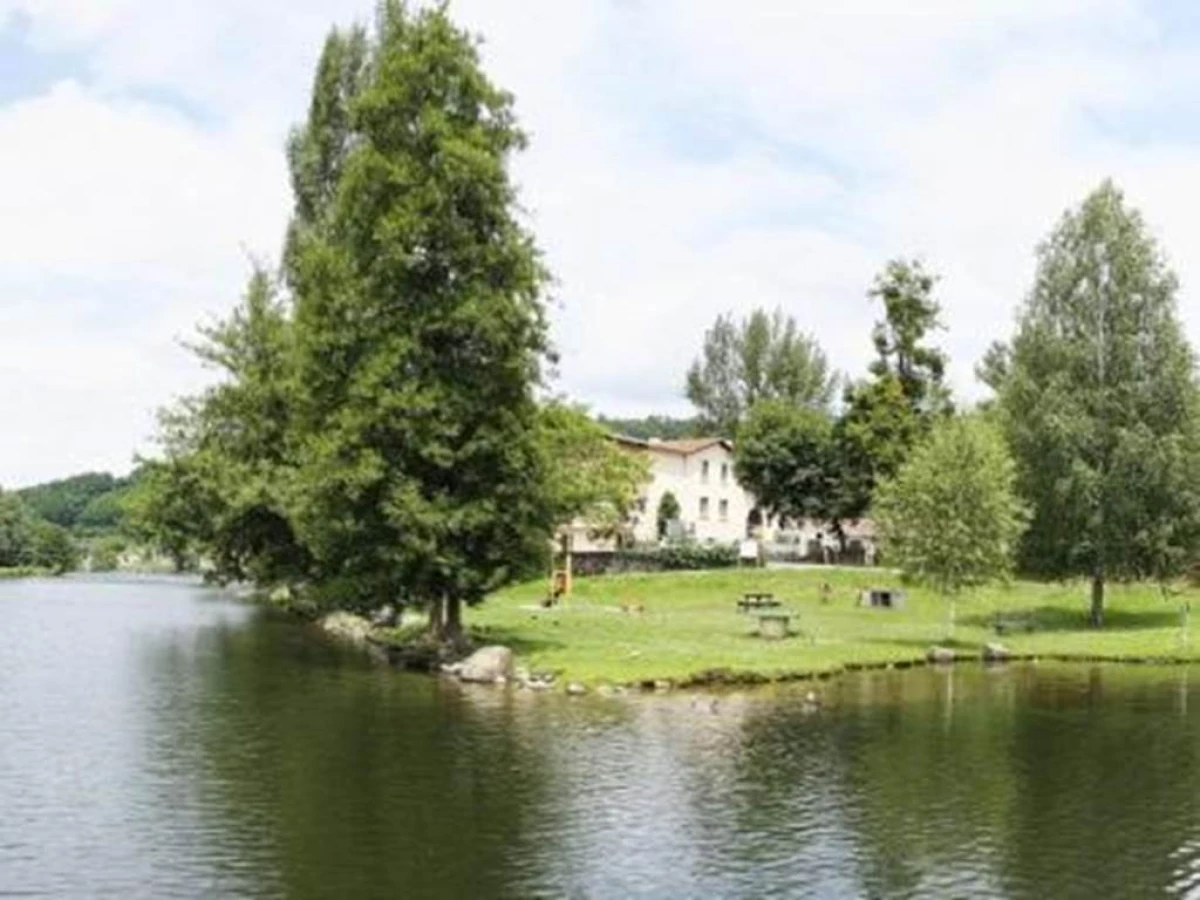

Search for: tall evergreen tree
xmin=283 ymin=25 xmax=369 ymax=277
xmin=285 ymin=2 xmax=554 ymax=638
xmin=991 ymin=181 xmax=1200 ymax=626
xmin=138 ymin=3 xmax=621 ymax=640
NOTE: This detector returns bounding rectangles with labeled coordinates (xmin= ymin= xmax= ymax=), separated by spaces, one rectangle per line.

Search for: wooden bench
xmin=737 ymin=592 xmax=781 ymax=613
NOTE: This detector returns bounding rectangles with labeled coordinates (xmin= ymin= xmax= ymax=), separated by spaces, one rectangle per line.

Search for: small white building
xmin=617 ymin=437 xmax=756 ymax=545
xmin=767 ymin=517 xmax=878 ymax=563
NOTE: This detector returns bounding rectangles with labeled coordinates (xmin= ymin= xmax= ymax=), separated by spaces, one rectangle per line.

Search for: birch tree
xmin=989 ymin=181 xmax=1200 ymax=626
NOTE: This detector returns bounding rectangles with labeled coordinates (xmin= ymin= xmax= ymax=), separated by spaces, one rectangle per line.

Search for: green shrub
xmin=90 ymin=536 xmax=127 ymax=572
xmin=611 ymin=543 xmax=739 ymax=573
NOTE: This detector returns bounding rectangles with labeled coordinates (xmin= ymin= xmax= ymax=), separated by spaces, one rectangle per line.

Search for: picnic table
xmin=757 ymin=611 xmax=791 ymax=639
xmin=737 ymin=592 xmax=781 ymax=613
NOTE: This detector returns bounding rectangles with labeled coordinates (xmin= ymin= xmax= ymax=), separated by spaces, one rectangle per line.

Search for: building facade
xmin=618 ymin=437 xmax=756 ymax=545
xmin=565 ymin=433 xmax=878 ymax=561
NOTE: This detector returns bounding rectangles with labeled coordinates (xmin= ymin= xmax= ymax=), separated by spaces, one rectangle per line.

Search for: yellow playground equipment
xmin=546 ymin=531 xmax=573 ymax=606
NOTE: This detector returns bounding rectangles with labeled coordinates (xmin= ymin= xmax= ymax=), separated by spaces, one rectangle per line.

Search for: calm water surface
xmin=3 ymin=576 xmax=1200 ymax=898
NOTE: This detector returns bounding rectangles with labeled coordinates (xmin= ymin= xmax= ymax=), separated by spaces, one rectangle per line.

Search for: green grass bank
xmin=387 ymin=568 xmax=1200 ymax=687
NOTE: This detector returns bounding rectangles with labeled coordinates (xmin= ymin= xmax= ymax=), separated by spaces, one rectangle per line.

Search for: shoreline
xmin=367 ymin=625 xmax=1200 ymax=694
xmin=294 ymin=567 xmax=1200 ymax=693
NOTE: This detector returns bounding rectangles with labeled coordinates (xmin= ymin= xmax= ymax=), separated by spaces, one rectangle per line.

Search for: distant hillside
xmin=596 ymin=414 xmax=708 ymax=440
xmin=17 ymin=471 xmax=138 ymax=533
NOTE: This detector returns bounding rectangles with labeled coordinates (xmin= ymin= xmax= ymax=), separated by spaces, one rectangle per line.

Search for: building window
xmin=701 ymin=460 xmax=710 ymax=483
xmin=700 ymin=497 xmax=710 ymax=520
xmin=721 ymin=463 xmax=729 ymax=483
xmin=719 ymin=499 xmax=729 ymax=521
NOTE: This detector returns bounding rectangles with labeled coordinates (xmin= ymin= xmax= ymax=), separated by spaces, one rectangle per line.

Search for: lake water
xmin=3 ymin=576 xmax=1200 ymax=898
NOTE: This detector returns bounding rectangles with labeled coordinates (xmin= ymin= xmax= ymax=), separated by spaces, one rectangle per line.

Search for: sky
xmin=2 ymin=0 xmax=1200 ymax=485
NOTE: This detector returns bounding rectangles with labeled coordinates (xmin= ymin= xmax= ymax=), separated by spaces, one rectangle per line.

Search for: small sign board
xmin=739 ymin=539 xmax=760 ymax=562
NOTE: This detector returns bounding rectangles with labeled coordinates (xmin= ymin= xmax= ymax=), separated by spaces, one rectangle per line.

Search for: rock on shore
xmin=458 ymin=646 xmax=515 ymax=683
xmin=927 ymin=646 xmax=956 ymax=664
xmin=319 ymin=611 xmax=374 ymax=645
xmin=983 ymin=642 xmax=1012 ymax=663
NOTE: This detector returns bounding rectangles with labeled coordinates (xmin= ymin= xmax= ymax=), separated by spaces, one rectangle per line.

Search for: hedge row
xmin=573 ymin=544 xmax=740 ymax=575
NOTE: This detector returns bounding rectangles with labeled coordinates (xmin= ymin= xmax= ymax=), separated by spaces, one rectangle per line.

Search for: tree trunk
xmin=441 ymin=594 xmax=463 ymax=645
xmin=427 ymin=595 xmax=444 ymax=637
xmin=1090 ymin=569 xmax=1105 ymax=628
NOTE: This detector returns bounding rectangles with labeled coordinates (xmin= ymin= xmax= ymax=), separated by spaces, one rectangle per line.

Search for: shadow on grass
xmin=960 ymin=605 xmax=1180 ymax=634
xmin=467 ymin=624 xmax=567 ymax=655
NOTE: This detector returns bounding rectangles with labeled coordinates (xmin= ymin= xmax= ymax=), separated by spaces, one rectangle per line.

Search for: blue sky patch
xmin=0 ymin=12 xmax=90 ymax=107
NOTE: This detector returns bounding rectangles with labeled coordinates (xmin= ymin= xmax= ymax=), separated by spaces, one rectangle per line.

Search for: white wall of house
xmin=627 ymin=439 xmax=755 ymax=545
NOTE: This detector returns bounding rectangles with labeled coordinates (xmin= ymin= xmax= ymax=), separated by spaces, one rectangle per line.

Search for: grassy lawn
xmin=448 ymin=567 xmax=1200 ymax=686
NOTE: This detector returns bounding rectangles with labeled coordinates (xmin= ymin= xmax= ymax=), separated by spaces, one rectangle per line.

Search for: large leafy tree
xmin=137 ymin=4 xmax=569 ymax=641
xmin=133 ymin=269 xmax=307 ymax=583
xmin=17 ymin=473 xmax=122 ymax=530
xmin=734 ymin=400 xmax=834 ymax=524
xmin=836 ymin=260 xmax=951 ymax=520
xmin=832 ymin=377 xmax=925 ymax=522
xmin=538 ymin=402 xmax=650 ymax=542
xmin=874 ymin=415 xmax=1027 ymax=636
xmin=125 ymin=458 xmax=212 ymax=573
xmin=284 ymin=2 xmax=554 ymax=639
xmin=133 ymin=29 xmax=366 ymax=583
xmin=685 ymin=307 xmax=837 ymax=436
xmin=29 ymin=520 xmax=79 ymax=574
xmin=989 ymin=181 xmax=1200 ymax=626
xmin=0 ymin=491 xmax=34 ymax=568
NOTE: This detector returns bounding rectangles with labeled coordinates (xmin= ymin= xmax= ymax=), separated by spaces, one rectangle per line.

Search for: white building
xmin=767 ymin=517 xmax=878 ymax=563
xmin=617 ymin=437 xmax=756 ymax=545
xmin=562 ymin=433 xmax=879 ymax=562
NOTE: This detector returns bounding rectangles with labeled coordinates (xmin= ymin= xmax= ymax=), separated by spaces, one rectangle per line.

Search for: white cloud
xmin=0 ymin=79 xmax=288 ymax=484
xmin=1 ymin=0 xmax=1199 ymax=483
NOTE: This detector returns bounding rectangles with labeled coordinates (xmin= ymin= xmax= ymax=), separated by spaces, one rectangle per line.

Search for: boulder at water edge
xmin=983 ymin=643 xmax=1012 ymax=663
xmin=927 ymin=646 xmax=956 ymax=664
xmin=459 ymin=646 xmax=515 ymax=683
